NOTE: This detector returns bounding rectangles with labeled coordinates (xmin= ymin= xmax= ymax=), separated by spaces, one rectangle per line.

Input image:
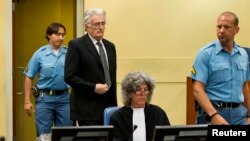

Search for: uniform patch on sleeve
xmin=191 ymin=66 xmax=196 ymax=76
xmin=24 ymin=66 xmax=28 ymax=72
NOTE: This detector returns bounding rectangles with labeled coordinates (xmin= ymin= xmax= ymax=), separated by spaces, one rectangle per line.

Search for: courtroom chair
xmin=104 ymin=106 xmax=121 ymax=125
xmin=243 ymin=47 xmax=250 ymax=91
xmin=186 ymin=76 xmax=198 ymax=124
xmin=243 ymin=47 xmax=250 ymax=65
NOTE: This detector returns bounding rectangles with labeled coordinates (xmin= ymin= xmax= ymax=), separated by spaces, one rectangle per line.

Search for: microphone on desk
xmin=128 ymin=125 xmax=138 ymax=141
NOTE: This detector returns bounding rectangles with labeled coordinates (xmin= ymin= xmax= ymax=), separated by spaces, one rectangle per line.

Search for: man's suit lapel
xmin=83 ymin=35 xmax=102 ymax=64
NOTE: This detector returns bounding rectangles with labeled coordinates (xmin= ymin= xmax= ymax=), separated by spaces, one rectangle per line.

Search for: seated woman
xmin=110 ymin=71 xmax=170 ymax=141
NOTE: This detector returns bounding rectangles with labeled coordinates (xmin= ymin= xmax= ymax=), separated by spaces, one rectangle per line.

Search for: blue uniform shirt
xmin=24 ymin=44 xmax=68 ymax=90
xmin=191 ymin=40 xmax=250 ymax=103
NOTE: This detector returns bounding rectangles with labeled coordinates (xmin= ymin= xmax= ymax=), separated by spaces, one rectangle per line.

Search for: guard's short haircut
xmin=218 ymin=11 xmax=239 ymax=26
xmin=45 ymin=22 xmax=66 ymax=41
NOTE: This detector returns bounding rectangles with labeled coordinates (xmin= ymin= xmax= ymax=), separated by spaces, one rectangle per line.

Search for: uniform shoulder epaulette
xmin=61 ymin=46 xmax=68 ymax=49
xmin=236 ymin=44 xmax=242 ymax=48
xmin=37 ymin=46 xmax=47 ymax=52
xmin=203 ymin=42 xmax=215 ymax=49
xmin=61 ymin=46 xmax=68 ymax=54
xmin=61 ymin=46 xmax=68 ymax=52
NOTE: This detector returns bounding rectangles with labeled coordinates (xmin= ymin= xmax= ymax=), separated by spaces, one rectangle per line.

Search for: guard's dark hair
xmin=45 ymin=22 xmax=66 ymax=41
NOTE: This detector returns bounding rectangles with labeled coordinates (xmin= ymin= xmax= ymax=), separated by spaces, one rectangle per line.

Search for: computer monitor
xmin=51 ymin=125 xmax=114 ymax=141
xmin=153 ymin=124 xmax=208 ymax=141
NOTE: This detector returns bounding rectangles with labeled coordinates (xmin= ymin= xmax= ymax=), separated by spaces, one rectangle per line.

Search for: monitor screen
xmin=51 ymin=125 xmax=114 ymax=141
xmin=153 ymin=124 xmax=208 ymax=141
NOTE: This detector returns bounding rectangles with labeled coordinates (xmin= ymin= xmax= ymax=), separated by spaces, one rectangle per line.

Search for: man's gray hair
xmin=83 ymin=8 xmax=106 ymax=26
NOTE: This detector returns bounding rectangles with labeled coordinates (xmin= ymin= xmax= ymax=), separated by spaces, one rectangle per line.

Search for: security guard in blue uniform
xmin=191 ymin=11 xmax=250 ymax=125
xmin=24 ymin=22 xmax=72 ymax=140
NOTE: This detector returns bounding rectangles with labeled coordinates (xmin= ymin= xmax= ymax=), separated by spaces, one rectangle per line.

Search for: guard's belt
xmin=212 ymin=101 xmax=241 ymax=109
xmin=40 ymin=89 xmax=68 ymax=95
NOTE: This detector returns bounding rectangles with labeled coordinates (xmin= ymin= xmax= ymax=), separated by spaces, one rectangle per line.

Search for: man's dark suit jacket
xmin=64 ymin=34 xmax=117 ymax=123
